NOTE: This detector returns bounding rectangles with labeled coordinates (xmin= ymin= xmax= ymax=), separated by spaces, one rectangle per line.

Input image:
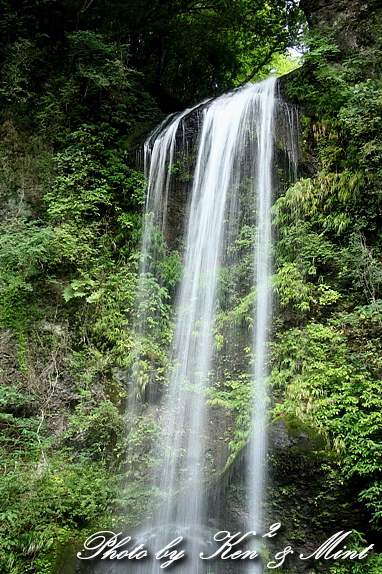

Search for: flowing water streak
xmin=143 ymin=109 xmax=190 ymax=238
xmin=155 ymin=86 xmax=259 ymax=524
xmin=278 ymin=96 xmax=299 ymax=181
xmin=135 ymin=79 xmax=293 ymax=574
xmin=129 ymin=105 xmax=201 ymax=411
xmin=147 ymin=80 xmax=279 ymax=541
xmin=142 ymin=99 xmax=209 ymax=240
xmin=247 ymin=78 xmax=276 ymax=559
xmin=248 ymin=80 xmax=299 ymax=574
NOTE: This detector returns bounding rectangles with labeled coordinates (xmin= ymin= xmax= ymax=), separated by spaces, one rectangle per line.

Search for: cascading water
xmin=247 ymin=79 xmax=276 ymax=572
xmin=248 ymin=86 xmax=299 ymax=550
xmin=77 ymin=79 xmax=298 ymax=574
xmin=153 ymin=80 xmax=279 ymax=526
xmin=128 ymin=104 xmax=203 ymax=411
xmin=140 ymin=78 xmax=280 ymax=573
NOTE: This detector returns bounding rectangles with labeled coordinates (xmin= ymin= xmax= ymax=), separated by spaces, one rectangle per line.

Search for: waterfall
xmin=155 ymin=80 xmax=278 ymax=521
xmin=77 ymin=78 xmax=298 ymax=574
xmin=140 ymin=78 xmax=279 ymax=573
xmin=128 ymin=103 xmax=203 ymax=411
xmin=247 ymin=78 xmax=275 ymax=574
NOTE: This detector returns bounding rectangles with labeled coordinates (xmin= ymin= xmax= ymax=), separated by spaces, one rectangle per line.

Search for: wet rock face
xmin=265 ymin=418 xmax=370 ymax=572
xmin=300 ymin=0 xmax=381 ymax=50
xmin=213 ymin=417 xmax=369 ymax=574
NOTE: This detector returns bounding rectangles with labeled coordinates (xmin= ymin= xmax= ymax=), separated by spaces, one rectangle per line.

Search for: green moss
xmin=49 ymin=538 xmax=78 ymax=574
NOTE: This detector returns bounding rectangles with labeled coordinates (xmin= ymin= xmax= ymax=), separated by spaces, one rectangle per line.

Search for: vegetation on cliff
xmin=272 ymin=18 xmax=382 ymax=572
xmin=0 ymin=1 xmax=302 ymax=571
xmin=0 ymin=0 xmax=381 ymax=572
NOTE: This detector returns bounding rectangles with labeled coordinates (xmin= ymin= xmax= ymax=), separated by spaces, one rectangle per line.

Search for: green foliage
xmin=64 ymin=400 xmax=124 ymax=464
xmin=0 ymin=220 xmax=53 ymax=283
xmin=267 ymin=52 xmax=301 ymax=77
xmin=271 ymin=303 xmax=382 ymax=529
xmin=0 ymin=0 xmax=304 ymax=117
xmin=328 ymin=531 xmax=382 ymax=573
xmin=270 ymin=25 xmax=382 ymax=550
xmin=0 ymin=377 xmax=119 ymax=573
xmin=97 ymin=0 xmax=303 ymax=102
xmin=0 ymin=384 xmax=38 ymax=457
xmin=0 ymin=219 xmax=54 ymax=333
xmin=273 ymin=262 xmax=340 ymax=317
xmin=0 ymin=458 xmax=117 ymax=573
xmin=46 ymin=123 xmax=144 ymax=222
xmin=0 ymin=218 xmax=54 ymax=366
xmin=273 ymin=262 xmax=314 ymax=311
xmin=114 ymin=414 xmax=160 ymax=525
xmin=208 ymin=373 xmax=252 ymax=463
xmin=157 ymin=251 xmax=182 ymax=288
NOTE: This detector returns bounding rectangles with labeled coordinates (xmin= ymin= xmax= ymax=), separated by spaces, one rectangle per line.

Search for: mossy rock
xmin=49 ymin=538 xmax=79 ymax=574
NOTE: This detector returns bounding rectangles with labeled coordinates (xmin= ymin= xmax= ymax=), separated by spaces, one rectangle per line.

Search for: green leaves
xmin=274 ymin=37 xmax=382 ymax=532
xmin=105 ymin=0 xmax=303 ymax=103
xmin=208 ymin=372 xmax=252 ymax=462
xmin=271 ymin=304 xmax=382 ymax=529
xmin=0 ymin=219 xmax=54 ymax=284
xmin=273 ymin=263 xmax=314 ymax=311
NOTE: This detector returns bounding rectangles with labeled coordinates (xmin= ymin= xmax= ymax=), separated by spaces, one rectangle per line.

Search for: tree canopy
xmin=0 ymin=0 xmax=302 ymax=112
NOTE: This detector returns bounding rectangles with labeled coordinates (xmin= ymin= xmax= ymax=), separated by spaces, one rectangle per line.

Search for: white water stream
xmin=140 ymin=79 xmax=278 ymax=573
xmin=80 ymin=79 xmax=298 ymax=574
